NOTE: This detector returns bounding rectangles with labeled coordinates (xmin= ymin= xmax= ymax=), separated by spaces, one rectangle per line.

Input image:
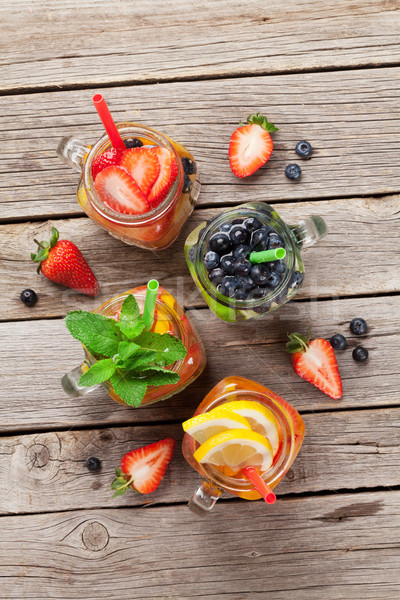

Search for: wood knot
xmin=26 ymin=444 xmax=50 ymax=469
xmin=82 ymin=521 xmax=109 ymax=552
xmin=285 ymin=468 xmax=295 ymax=481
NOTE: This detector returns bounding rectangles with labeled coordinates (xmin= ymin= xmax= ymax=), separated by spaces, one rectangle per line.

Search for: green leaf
xmin=137 ymin=367 xmax=181 ymax=387
xmin=110 ymin=371 xmax=148 ymax=407
xmin=110 ymin=470 xmax=134 ymax=498
xmin=133 ymin=332 xmax=187 ymax=365
xmin=118 ymin=341 xmax=141 ymax=362
xmin=119 ymin=295 xmax=145 ymax=339
xmin=65 ymin=311 xmax=121 ymax=357
xmin=79 ymin=359 xmax=116 ymax=386
xmin=124 ymin=349 xmax=158 ymax=370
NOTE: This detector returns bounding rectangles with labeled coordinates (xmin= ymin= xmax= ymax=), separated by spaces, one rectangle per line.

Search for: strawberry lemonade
xmin=182 ymin=377 xmax=305 ymax=514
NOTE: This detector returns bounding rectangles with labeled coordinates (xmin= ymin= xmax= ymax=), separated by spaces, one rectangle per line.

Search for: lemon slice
xmin=194 ymin=429 xmax=274 ymax=472
xmin=210 ymin=400 xmax=280 ymax=455
xmin=182 ymin=409 xmax=251 ymax=445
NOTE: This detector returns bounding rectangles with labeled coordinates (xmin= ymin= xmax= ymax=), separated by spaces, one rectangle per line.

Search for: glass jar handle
xmin=188 ymin=480 xmax=223 ymax=516
xmin=61 ymin=365 xmax=100 ymax=397
xmin=57 ymin=136 xmax=91 ymax=172
xmin=291 ymin=216 xmax=327 ymax=248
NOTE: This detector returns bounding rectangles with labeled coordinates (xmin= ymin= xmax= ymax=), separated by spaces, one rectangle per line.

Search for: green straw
xmin=249 ymin=247 xmax=286 ymax=264
xmin=143 ymin=279 xmax=159 ymax=331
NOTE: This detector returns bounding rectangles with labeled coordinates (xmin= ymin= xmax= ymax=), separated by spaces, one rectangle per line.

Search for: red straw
xmin=242 ymin=466 xmax=276 ymax=504
xmin=92 ymin=94 xmax=126 ymax=151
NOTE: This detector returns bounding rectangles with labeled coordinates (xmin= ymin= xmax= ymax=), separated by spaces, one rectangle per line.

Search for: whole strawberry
xmin=31 ymin=227 xmax=99 ymax=296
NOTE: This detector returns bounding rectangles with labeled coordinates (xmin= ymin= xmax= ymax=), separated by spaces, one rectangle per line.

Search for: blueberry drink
xmin=184 ymin=203 xmax=327 ymax=322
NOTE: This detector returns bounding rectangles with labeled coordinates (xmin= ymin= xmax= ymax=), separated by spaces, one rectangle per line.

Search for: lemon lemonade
xmin=182 ymin=376 xmax=305 ymax=513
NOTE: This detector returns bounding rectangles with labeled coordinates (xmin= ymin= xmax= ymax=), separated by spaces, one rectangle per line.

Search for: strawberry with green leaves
xmin=64 ymin=293 xmax=188 ymax=407
xmin=229 ymin=113 xmax=278 ymax=178
xmin=31 ymin=227 xmax=99 ymax=296
xmin=111 ymin=438 xmax=175 ymax=496
xmin=287 ymin=331 xmax=343 ymax=400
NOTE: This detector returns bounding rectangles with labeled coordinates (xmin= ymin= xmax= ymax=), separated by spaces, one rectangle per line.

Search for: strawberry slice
xmin=111 ymin=438 xmax=176 ymax=496
xmin=94 ymin=165 xmax=150 ymax=215
xmin=229 ymin=113 xmax=278 ymax=178
xmin=120 ymin=147 xmax=161 ymax=197
xmin=287 ymin=332 xmax=343 ymax=400
xmin=148 ymin=147 xmax=178 ymax=208
xmin=91 ymin=148 xmax=124 ymax=180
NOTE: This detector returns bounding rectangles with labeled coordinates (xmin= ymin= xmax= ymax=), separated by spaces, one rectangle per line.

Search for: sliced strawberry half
xmin=95 ymin=165 xmax=150 ymax=215
xmin=91 ymin=147 xmax=124 ymax=180
xmin=287 ymin=332 xmax=343 ymax=400
xmin=111 ymin=438 xmax=176 ymax=496
xmin=120 ymin=147 xmax=161 ymax=197
xmin=229 ymin=113 xmax=278 ymax=178
xmin=148 ymin=147 xmax=178 ymax=208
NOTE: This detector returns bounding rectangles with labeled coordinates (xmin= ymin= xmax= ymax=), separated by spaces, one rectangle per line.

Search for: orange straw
xmin=92 ymin=94 xmax=126 ymax=151
xmin=242 ymin=466 xmax=276 ymax=504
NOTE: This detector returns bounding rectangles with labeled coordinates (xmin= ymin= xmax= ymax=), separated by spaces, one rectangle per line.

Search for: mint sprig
xmin=64 ymin=294 xmax=188 ymax=407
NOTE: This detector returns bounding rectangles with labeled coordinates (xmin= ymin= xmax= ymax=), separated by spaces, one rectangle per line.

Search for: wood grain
xmin=1 ymin=68 xmax=400 ymax=220
xmin=1 ymin=197 xmax=399 ymax=321
xmin=1 ymin=408 xmax=400 ymax=514
xmin=0 ymin=491 xmax=399 ymax=599
xmin=1 ymin=0 xmax=399 ymax=92
xmin=1 ymin=295 xmax=399 ymax=433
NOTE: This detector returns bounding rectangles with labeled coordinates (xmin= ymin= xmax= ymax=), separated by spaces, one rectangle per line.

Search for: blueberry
xmin=233 ymin=244 xmax=251 ymax=259
xmin=330 ymin=334 xmax=347 ymax=350
xmin=285 ymin=163 xmax=302 ymax=181
xmin=20 ymin=289 xmax=37 ymax=307
xmin=270 ymin=260 xmax=286 ymax=274
xmin=350 ymin=318 xmax=368 ymax=336
xmin=266 ymin=271 xmax=281 ymax=289
xmin=251 ymin=228 xmax=270 ymax=251
xmin=250 ymin=264 xmax=271 ymax=286
xmin=233 ymin=257 xmax=251 ymax=276
xmin=204 ymin=251 xmax=220 ymax=271
xmin=220 ymin=254 xmax=235 ymax=275
xmin=182 ymin=173 xmax=192 ymax=193
xmin=353 ymin=346 xmax=369 ymax=362
xmin=234 ymin=287 xmax=248 ymax=300
xmin=220 ymin=276 xmax=239 ymax=297
xmin=209 ymin=268 xmax=225 ymax=285
xmin=237 ymin=275 xmax=254 ymax=291
xmin=295 ymin=141 xmax=312 ymax=159
xmin=124 ymin=137 xmax=143 ymax=148
xmin=231 ymin=218 xmax=244 ymax=225
xmin=243 ymin=217 xmax=263 ymax=231
xmin=267 ymin=232 xmax=284 ymax=249
xmin=220 ymin=222 xmax=232 ymax=233
xmin=250 ymin=286 xmax=268 ymax=299
xmin=181 ymin=156 xmax=196 ymax=174
xmin=289 ymin=271 xmax=304 ymax=289
xmin=229 ymin=226 xmax=250 ymax=246
xmin=209 ymin=232 xmax=232 ymax=254
xmin=86 ymin=457 xmax=101 ymax=471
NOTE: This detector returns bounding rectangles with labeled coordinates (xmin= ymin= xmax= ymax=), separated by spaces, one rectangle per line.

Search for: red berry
xmin=120 ymin=147 xmax=160 ymax=197
xmin=91 ymin=148 xmax=124 ymax=180
xmin=229 ymin=113 xmax=278 ymax=178
xmin=147 ymin=147 xmax=178 ymax=208
xmin=94 ymin=166 xmax=150 ymax=215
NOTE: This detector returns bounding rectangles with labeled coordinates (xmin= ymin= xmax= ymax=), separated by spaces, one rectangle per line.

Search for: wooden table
xmin=1 ymin=2 xmax=400 ymax=598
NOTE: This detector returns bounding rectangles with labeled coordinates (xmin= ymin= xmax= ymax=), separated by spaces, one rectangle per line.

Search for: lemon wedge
xmin=182 ymin=409 xmax=251 ymax=445
xmin=210 ymin=400 xmax=280 ymax=455
xmin=194 ymin=429 xmax=274 ymax=472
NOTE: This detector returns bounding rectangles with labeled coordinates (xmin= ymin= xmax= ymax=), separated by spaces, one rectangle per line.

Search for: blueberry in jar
xmin=237 ymin=275 xmax=254 ymax=291
xmin=209 ymin=232 xmax=232 ymax=254
xmin=233 ymin=257 xmax=252 ymax=276
xmin=231 ymin=218 xmax=244 ymax=225
xmin=251 ymin=228 xmax=270 ymax=251
xmin=233 ymin=244 xmax=251 ymax=259
xmin=220 ymin=254 xmax=235 ymax=275
xmin=289 ymin=271 xmax=304 ymax=289
xmin=270 ymin=260 xmax=286 ymax=274
xmin=220 ymin=222 xmax=232 ymax=233
xmin=181 ymin=156 xmax=197 ymax=174
xmin=234 ymin=287 xmax=248 ymax=300
xmin=250 ymin=264 xmax=271 ymax=286
xmin=243 ymin=217 xmax=263 ymax=232
xmin=204 ymin=251 xmax=220 ymax=271
xmin=220 ymin=276 xmax=239 ymax=297
xmin=267 ymin=233 xmax=284 ymax=249
xmin=209 ymin=268 xmax=225 ymax=285
xmin=124 ymin=137 xmax=143 ymax=148
xmin=229 ymin=226 xmax=250 ymax=246
xmin=182 ymin=173 xmax=192 ymax=193
xmin=266 ymin=271 xmax=281 ymax=289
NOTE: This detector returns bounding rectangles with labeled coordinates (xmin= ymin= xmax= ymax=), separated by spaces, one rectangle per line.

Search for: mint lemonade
xmin=62 ymin=282 xmax=206 ymax=406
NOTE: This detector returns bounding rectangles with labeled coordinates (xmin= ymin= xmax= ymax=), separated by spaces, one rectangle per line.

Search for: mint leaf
xmin=65 ymin=311 xmax=121 ymax=357
xmin=137 ymin=367 xmax=180 ymax=387
xmin=110 ymin=371 xmax=148 ymax=407
xmin=133 ymin=332 xmax=187 ymax=364
xmin=119 ymin=295 xmax=145 ymax=339
xmin=79 ymin=359 xmax=116 ymax=386
xmin=124 ymin=349 xmax=158 ymax=370
xmin=118 ymin=341 xmax=141 ymax=362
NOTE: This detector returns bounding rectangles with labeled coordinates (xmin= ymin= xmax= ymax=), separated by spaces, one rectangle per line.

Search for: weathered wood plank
xmin=0 ymin=491 xmax=399 ymax=599
xmin=1 ymin=409 xmax=399 ymax=514
xmin=1 ymin=196 xmax=399 ymax=321
xmin=0 ymin=295 xmax=399 ymax=432
xmin=1 ymin=0 xmax=399 ymax=92
xmin=1 ymin=68 xmax=400 ymax=220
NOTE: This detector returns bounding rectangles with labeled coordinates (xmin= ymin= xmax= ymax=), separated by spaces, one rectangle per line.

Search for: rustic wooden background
xmin=1 ymin=1 xmax=400 ymax=599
